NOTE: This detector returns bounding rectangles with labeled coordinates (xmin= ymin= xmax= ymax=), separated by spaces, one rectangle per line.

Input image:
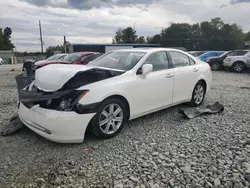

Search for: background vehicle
xmin=199 ymin=51 xmax=226 ymax=62
xmin=206 ymin=50 xmax=249 ymax=70
xmin=35 ymin=53 xmax=67 ymax=67
xmin=18 ymin=48 xmax=212 ymax=143
xmin=34 ymin=52 xmax=103 ymax=70
xmin=188 ymin=51 xmax=207 ymax=57
xmin=0 ymin=57 xmax=3 ymax=65
xmin=223 ymin=51 xmax=250 ymax=73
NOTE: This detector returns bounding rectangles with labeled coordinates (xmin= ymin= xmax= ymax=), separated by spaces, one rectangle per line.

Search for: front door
xmin=128 ymin=51 xmax=174 ymax=116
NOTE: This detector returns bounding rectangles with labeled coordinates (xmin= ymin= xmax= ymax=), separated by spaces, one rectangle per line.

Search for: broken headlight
xmin=56 ymin=90 xmax=89 ymax=111
xmin=28 ymin=81 xmax=37 ymax=91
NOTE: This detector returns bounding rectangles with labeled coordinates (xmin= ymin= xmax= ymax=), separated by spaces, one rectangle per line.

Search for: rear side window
xmin=238 ymin=51 xmax=248 ymax=55
xmin=169 ymin=51 xmax=191 ymax=68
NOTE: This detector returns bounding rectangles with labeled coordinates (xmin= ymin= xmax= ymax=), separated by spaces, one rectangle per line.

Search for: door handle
xmin=193 ymin=68 xmax=199 ymax=72
xmin=166 ymin=73 xmax=174 ymax=78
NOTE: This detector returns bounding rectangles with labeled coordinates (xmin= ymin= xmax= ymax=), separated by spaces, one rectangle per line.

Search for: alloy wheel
xmin=211 ymin=63 xmax=220 ymax=70
xmin=99 ymin=103 xmax=123 ymax=135
xmin=194 ymin=84 xmax=204 ymax=105
xmin=234 ymin=64 xmax=243 ymax=72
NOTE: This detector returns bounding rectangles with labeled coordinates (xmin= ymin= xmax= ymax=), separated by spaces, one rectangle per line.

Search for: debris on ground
xmin=179 ymin=102 xmax=224 ymax=119
xmin=243 ymin=140 xmax=250 ymax=147
xmin=84 ymin=148 xmax=93 ymax=153
xmin=240 ymin=86 xmax=250 ymax=90
xmin=0 ymin=114 xmax=24 ymax=136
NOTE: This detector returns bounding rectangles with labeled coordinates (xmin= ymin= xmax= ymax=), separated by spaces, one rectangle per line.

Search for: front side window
xmin=227 ymin=51 xmax=237 ymax=56
xmin=144 ymin=51 xmax=169 ymax=71
xmin=169 ymin=51 xmax=190 ymax=68
xmin=88 ymin=51 xmax=145 ymax=71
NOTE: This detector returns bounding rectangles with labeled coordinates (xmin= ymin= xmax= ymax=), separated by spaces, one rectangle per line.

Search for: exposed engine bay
xmin=19 ymin=68 xmax=124 ymax=113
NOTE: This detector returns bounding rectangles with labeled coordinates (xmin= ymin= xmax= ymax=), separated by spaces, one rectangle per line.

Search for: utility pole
xmin=39 ymin=20 xmax=43 ymax=53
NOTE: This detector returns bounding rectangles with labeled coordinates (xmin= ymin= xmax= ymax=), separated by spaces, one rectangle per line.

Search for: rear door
xmin=168 ymin=51 xmax=200 ymax=103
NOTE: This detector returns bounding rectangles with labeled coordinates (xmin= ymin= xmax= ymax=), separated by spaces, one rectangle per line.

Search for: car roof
xmin=73 ymin=51 xmax=100 ymax=55
xmin=111 ymin=47 xmax=187 ymax=53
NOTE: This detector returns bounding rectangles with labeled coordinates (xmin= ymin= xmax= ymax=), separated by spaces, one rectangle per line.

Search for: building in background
xmin=68 ymin=43 xmax=161 ymax=53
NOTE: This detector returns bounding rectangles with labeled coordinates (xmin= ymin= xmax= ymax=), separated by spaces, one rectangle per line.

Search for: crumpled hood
xmin=35 ymin=64 xmax=94 ymax=92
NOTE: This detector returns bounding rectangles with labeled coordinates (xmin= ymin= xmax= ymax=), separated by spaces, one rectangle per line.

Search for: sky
xmin=0 ymin=0 xmax=249 ymax=52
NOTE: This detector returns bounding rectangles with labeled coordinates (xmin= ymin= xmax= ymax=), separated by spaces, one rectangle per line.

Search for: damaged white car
xmin=18 ymin=48 xmax=212 ymax=143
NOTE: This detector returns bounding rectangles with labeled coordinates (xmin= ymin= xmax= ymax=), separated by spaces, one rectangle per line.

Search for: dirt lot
xmin=1 ymin=64 xmax=250 ymax=188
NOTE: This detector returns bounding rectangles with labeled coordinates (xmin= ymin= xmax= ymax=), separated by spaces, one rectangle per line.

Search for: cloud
xmin=219 ymin=4 xmax=228 ymax=8
xmin=20 ymin=0 xmax=156 ymax=10
xmin=0 ymin=0 xmax=249 ymax=52
xmin=231 ymin=0 xmax=250 ymax=4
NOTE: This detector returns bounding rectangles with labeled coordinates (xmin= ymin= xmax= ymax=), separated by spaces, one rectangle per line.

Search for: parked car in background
xmin=188 ymin=51 xmax=207 ymax=57
xmin=34 ymin=53 xmax=67 ymax=67
xmin=0 ymin=57 xmax=3 ymax=65
xmin=34 ymin=52 xmax=103 ymax=70
xmin=18 ymin=48 xmax=212 ymax=143
xmin=199 ymin=51 xmax=226 ymax=62
xmin=223 ymin=51 xmax=250 ymax=73
xmin=206 ymin=50 xmax=249 ymax=71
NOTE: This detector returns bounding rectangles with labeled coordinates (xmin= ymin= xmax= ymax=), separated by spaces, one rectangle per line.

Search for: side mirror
xmin=141 ymin=64 xmax=153 ymax=76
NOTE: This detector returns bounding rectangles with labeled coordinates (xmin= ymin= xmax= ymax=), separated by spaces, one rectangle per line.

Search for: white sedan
xmin=18 ymin=48 xmax=212 ymax=143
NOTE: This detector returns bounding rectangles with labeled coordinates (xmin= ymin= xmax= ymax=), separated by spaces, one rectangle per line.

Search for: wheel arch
xmin=198 ymin=79 xmax=207 ymax=93
xmin=101 ymin=94 xmax=131 ymax=121
xmin=232 ymin=60 xmax=246 ymax=67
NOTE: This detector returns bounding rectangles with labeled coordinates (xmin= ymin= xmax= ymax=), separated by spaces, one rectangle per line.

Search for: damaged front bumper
xmin=18 ymin=102 xmax=95 ymax=143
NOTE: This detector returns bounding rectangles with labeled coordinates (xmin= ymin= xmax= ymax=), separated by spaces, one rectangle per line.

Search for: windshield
xmin=218 ymin=51 xmax=230 ymax=57
xmin=46 ymin=54 xmax=62 ymax=61
xmin=190 ymin=51 xmax=206 ymax=57
xmin=62 ymin=53 xmax=81 ymax=63
xmin=88 ymin=51 xmax=146 ymax=71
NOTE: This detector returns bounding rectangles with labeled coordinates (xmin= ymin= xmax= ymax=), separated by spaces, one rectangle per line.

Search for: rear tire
xmin=91 ymin=98 xmax=128 ymax=139
xmin=232 ymin=61 xmax=245 ymax=73
xmin=190 ymin=81 xmax=206 ymax=107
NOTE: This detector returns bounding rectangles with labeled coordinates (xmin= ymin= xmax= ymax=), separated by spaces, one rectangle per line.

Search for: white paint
xmin=19 ymin=48 xmax=212 ymax=143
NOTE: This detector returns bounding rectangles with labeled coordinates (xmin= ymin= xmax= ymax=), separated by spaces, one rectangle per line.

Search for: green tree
xmin=45 ymin=45 xmax=65 ymax=57
xmin=113 ymin=27 xmax=137 ymax=43
xmin=0 ymin=27 xmax=14 ymax=50
xmin=136 ymin=36 xmax=146 ymax=44
xmin=146 ymin=34 xmax=161 ymax=44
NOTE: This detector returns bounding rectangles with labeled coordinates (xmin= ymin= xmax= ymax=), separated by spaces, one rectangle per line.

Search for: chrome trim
xmin=19 ymin=116 xmax=52 ymax=135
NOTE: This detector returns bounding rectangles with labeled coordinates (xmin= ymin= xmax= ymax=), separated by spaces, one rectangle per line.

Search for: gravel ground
xmin=1 ymin=64 xmax=250 ymax=188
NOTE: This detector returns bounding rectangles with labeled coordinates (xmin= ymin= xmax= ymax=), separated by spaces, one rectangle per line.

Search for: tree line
xmin=113 ymin=17 xmax=250 ymax=51
xmin=0 ymin=27 xmax=14 ymax=51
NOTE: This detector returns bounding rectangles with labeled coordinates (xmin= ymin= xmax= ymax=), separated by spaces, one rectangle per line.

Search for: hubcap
xmin=99 ymin=104 xmax=123 ymax=135
xmin=212 ymin=63 xmax=219 ymax=70
xmin=234 ymin=64 xmax=242 ymax=72
xmin=194 ymin=85 xmax=204 ymax=104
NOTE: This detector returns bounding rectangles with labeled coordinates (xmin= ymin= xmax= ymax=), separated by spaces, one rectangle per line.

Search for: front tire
xmin=190 ymin=81 xmax=206 ymax=107
xmin=210 ymin=62 xmax=221 ymax=71
xmin=232 ymin=62 xmax=245 ymax=73
xmin=91 ymin=98 xmax=127 ymax=139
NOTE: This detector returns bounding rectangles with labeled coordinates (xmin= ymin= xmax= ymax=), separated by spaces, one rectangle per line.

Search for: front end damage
xmin=17 ymin=66 xmax=124 ymax=143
